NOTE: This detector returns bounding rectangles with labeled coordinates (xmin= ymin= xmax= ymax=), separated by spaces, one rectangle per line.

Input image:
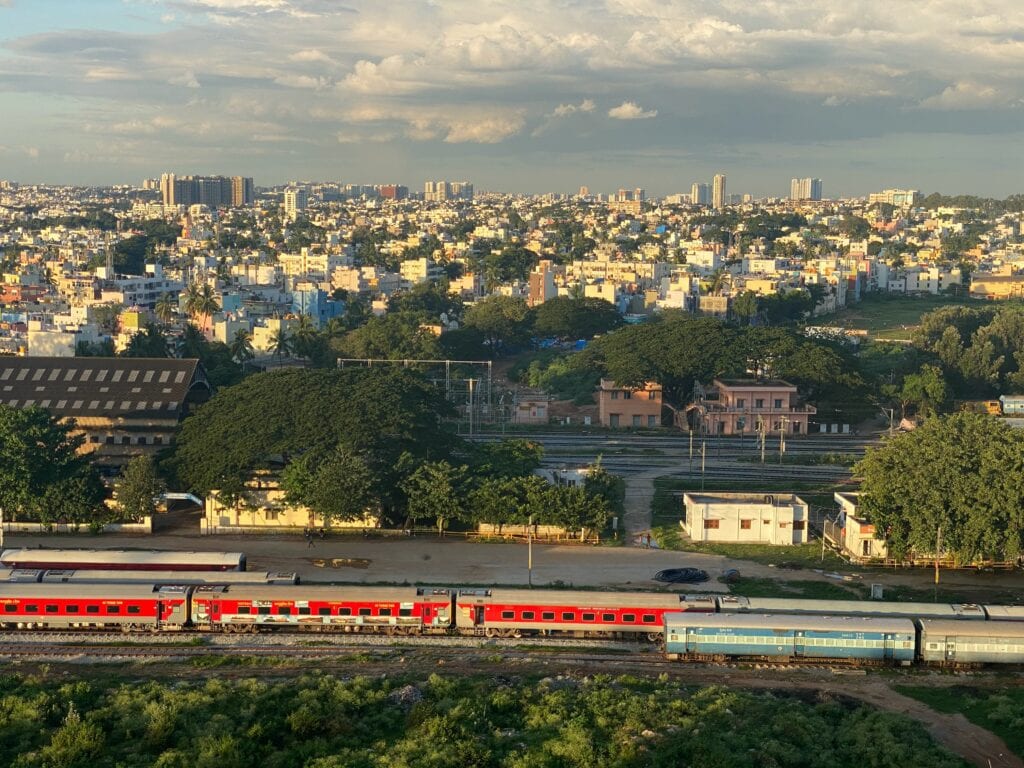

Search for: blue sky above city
xmin=1 ymin=0 xmax=1022 ymax=197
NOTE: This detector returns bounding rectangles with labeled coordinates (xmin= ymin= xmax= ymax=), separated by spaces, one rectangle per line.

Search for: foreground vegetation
xmin=897 ymin=686 xmax=1024 ymax=759
xmin=0 ymin=671 xmax=966 ymax=768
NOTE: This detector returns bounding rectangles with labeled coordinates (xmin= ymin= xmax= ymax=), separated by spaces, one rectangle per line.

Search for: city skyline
xmin=1 ymin=1 xmax=1022 ymax=197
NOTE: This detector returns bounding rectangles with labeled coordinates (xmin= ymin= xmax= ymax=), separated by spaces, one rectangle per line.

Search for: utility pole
xmin=700 ymin=441 xmax=706 ymax=492
xmin=758 ymin=418 xmax=766 ymax=464
xmin=689 ymin=428 xmax=694 ymax=474
xmin=935 ymin=525 xmax=942 ymax=586
xmin=467 ymin=378 xmax=476 ymax=438
xmin=778 ymin=416 xmax=789 ymax=464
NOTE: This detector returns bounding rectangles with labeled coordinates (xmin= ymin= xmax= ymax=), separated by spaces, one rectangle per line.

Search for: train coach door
xmin=474 ymin=606 xmax=485 ymax=626
xmin=793 ymin=630 xmax=805 ymax=659
xmin=945 ymin=639 xmax=956 ymax=663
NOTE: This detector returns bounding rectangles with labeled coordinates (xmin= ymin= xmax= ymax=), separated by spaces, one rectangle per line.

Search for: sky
xmin=0 ymin=0 xmax=1022 ymax=197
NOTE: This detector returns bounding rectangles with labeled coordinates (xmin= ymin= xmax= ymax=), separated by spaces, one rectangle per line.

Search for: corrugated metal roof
xmin=0 ymin=357 xmax=204 ymax=419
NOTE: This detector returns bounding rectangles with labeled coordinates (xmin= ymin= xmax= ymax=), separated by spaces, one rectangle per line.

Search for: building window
xmin=704 ymin=519 xmax=720 ymax=529
xmin=779 ymin=522 xmax=789 ymax=528
xmin=623 ymin=391 xmax=632 ymax=400
xmin=609 ymin=414 xmax=620 ymax=427
xmin=774 ymin=399 xmax=783 ymax=408
xmin=737 ymin=398 xmax=745 ymax=408
xmin=793 ymin=521 xmax=805 ymax=530
xmin=755 ymin=399 xmax=764 ymax=408
xmin=648 ymin=391 xmax=657 ymax=400
xmin=632 ymin=415 xmax=641 ymax=427
xmin=611 ymin=391 xmax=619 ymax=400
xmin=647 ymin=415 xmax=657 ymax=427
xmin=740 ymin=519 xmax=752 ymax=530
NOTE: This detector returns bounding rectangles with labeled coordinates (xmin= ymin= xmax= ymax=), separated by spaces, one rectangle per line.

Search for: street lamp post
xmin=778 ymin=416 xmax=790 ymax=464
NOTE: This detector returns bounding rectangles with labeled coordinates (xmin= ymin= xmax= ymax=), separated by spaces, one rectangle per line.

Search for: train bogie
xmin=190 ymin=585 xmax=451 ymax=634
xmin=919 ymin=619 xmax=1024 ymax=665
xmin=454 ymin=589 xmax=709 ymax=639
xmin=664 ymin=613 xmax=916 ymax=664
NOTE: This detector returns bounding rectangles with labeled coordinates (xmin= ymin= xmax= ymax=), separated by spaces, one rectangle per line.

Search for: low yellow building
xmin=202 ymin=477 xmax=379 ymax=534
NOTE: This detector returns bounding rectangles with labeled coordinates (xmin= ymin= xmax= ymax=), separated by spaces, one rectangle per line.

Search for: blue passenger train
xmin=664 ymin=613 xmax=917 ymax=664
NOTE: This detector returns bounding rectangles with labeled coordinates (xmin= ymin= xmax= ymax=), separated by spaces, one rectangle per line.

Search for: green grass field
xmin=817 ymin=294 xmax=976 ymax=340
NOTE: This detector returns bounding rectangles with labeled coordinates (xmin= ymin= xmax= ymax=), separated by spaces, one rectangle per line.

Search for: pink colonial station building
xmin=686 ymin=378 xmax=816 ymax=436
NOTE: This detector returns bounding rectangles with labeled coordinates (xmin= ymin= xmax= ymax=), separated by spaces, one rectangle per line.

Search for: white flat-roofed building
xmin=682 ymin=492 xmax=809 ymax=545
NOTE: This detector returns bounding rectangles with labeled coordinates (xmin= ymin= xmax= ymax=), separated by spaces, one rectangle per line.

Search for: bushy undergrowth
xmin=0 ymin=671 xmax=966 ymax=768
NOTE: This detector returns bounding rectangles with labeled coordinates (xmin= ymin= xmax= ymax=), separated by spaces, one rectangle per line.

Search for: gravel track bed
xmin=0 ymin=630 xmax=644 ymax=652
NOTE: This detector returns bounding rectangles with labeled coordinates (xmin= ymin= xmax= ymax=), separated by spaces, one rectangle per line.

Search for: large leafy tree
xmin=401 ymin=461 xmax=469 ymax=532
xmin=115 ymin=455 xmax=165 ymax=522
xmin=0 ymin=405 xmax=106 ymax=524
xmin=122 ymin=323 xmax=170 ymax=358
xmin=334 ymin=312 xmax=443 ymax=360
xmin=281 ymin=447 xmax=375 ymax=524
xmin=530 ymin=297 xmax=623 ymax=341
xmin=855 ymin=413 xmax=1024 ymax=563
xmin=462 ymin=295 xmax=531 ymax=353
xmin=169 ymin=368 xmax=455 ymax=517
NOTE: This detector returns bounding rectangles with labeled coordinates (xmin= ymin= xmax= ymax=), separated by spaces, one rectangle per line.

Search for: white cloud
xmin=288 ymin=48 xmax=332 ymax=63
xmin=608 ymin=101 xmax=657 ymax=120
xmin=919 ymin=80 xmax=1020 ymax=111
xmin=168 ymin=71 xmax=201 ymax=89
xmin=24 ymin=146 xmax=39 ymax=159
xmin=550 ymin=99 xmax=595 ymax=118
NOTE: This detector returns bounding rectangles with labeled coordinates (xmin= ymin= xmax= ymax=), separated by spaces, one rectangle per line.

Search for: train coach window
xmin=258 ymin=607 xmax=271 ymax=615
xmin=339 ymin=608 xmax=352 ymax=616
xmin=128 ymin=606 xmax=141 ymax=615
xmin=298 ymin=607 xmax=310 ymax=616
xmin=106 ymin=606 xmax=120 ymax=614
xmin=278 ymin=607 xmax=291 ymax=616
xmin=622 ymin=614 xmax=636 ymax=623
xmin=45 ymin=605 xmax=58 ymax=613
xmin=4 ymin=605 xmax=16 ymax=613
xmin=583 ymin=613 xmax=596 ymax=622
xmin=318 ymin=607 xmax=331 ymax=616
xmin=379 ymin=608 xmax=392 ymax=617
xmin=602 ymin=613 xmax=615 ymax=622
xmin=522 ymin=611 xmax=535 ymax=620
xmin=501 ymin=611 xmax=515 ymax=620
xmin=542 ymin=611 xmax=555 ymax=621
xmin=238 ymin=606 xmax=251 ymax=615
xmin=86 ymin=605 xmax=99 ymax=614
xmin=562 ymin=612 xmax=575 ymax=621
xmin=358 ymin=608 xmax=371 ymax=617
xmin=66 ymin=606 xmax=79 ymax=614
xmin=399 ymin=608 xmax=412 ymax=617
xmin=642 ymin=614 xmax=656 ymax=624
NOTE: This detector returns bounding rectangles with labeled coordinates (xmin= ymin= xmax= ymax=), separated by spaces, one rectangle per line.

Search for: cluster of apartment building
xmin=0 ymin=176 xmax=1021 ymax=374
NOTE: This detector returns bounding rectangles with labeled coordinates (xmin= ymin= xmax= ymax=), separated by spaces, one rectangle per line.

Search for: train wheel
xmin=646 ymin=632 xmax=661 ymax=643
xmin=485 ymin=628 xmax=500 ymax=638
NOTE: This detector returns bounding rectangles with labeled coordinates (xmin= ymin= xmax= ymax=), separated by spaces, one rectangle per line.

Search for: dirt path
xmin=675 ymin=672 xmax=1022 ymax=768
xmin=621 ymin=469 xmax=661 ymax=546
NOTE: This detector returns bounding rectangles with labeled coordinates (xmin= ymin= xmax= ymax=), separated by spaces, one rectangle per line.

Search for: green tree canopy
xmin=0 ymin=405 xmax=106 ymax=524
xmin=333 ymin=312 xmax=443 ymax=360
xmin=531 ymin=297 xmax=623 ymax=341
xmin=463 ymin=295 xmax=531 ymax=353
xmin=855 ymin=413 xmax=1024 ymax=563
xmin=281 ymin=447 xmax=375 ymax=525
xmin=115 ymin=455 xmax=166 ymax=522
xmin=169 ymin=367 xmax=455 ymax=515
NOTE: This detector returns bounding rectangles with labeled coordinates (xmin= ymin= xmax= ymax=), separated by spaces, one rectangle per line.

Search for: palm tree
xmin=184 ymin=282 xmax=219 ymax=331
xmin=270 ymin=328 xmax=292 ymax=362
xmin=291 ymin=315 xmax=317 ymax=358
xmin=154 ymin=292 xmax=178 ymax=326
xmin=230 ymin=328 xmax=255 ymax=363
